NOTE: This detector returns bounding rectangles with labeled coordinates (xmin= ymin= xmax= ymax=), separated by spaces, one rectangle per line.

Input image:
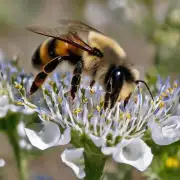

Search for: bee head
xmin=106 ymin=67 xmax=125 ymax=94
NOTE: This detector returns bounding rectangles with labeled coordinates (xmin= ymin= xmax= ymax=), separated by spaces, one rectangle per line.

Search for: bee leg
xmin=110 ymin=93 xmax=119 ymax=109
xmin=70 ymin=60 xmax=83 ymax=100
xmin=123 ymin=93 xmax=132 ymax=108
xmin=29 ymin=71 xmax=48 ymax=95
xmin=104 ymin=92 xmax=111 ymax=109
xmin=104 ymin=77 xmax=113 ymax=109
xmin=90 ymin=80 xmax=96 ymax=88
xmin=43 ymin=56 xmax=70 ymax=74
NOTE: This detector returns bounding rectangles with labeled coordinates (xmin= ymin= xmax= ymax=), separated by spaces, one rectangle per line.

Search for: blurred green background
xmin=0 ymin=0 xmax=180 ymax=179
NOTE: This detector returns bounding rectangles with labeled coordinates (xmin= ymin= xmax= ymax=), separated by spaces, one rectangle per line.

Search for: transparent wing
xmin=57 ymin=19 xmax=103 ymax=34
xmin=27 ymin=25 xmax=94 ymax=53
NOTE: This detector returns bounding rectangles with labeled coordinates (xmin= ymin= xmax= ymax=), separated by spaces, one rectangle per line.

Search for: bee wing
xmin=57 ymin=19 xmax=103 ymax=34
xmin=27 ymin=23 xmax=99 ymax=54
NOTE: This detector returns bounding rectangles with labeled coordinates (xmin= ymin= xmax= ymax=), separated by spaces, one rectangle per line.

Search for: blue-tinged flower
xmin=148 ymin=77 xmax=180 ymax=145
xmin=0 ymin=60 xmax=35 ymax=117
xmin=19 ymin=73 xmax=180 ymax=179
xmin=149 ymin=116 xmax=180 ymax=145
xmin=0 ymin=59 xmax=37 ymax=180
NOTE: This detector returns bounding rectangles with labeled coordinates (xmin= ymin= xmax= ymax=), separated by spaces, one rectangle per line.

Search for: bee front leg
xmin=29 ymin=71 xmax=48 ymax=95
xmin=90 ymin=79 xmax=96 ymax=88
xmin=104 ymin=77 xmax=112 ymax=109
xmin=123 ymin=93 xmax=132 ymax=108
xmin=104 ymin=92 xmax=111 ymax=109
xmin=70 ymin=60 xmax=83 ymax=100
xmin=110 ymin=92 xmax=119 ymax=109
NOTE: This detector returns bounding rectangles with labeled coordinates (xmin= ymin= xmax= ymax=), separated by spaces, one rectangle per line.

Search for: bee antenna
xmin=135 ymin=80 xmax=154 ymax=101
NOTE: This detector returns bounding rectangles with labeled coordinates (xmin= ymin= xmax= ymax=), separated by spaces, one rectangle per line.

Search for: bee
xmin=28 ymin=20 xmax=153 ymax=109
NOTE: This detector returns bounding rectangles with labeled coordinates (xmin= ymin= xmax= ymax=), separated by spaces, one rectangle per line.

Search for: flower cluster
xmin=0 ymin=60 xmax=34 ymax=118
xmin=18 ymin=72 xmax=180 ymax=179
xmin=0 ymin=59 xmax=40 ymax=180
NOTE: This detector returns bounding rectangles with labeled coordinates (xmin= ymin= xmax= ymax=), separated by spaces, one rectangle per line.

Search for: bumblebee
xmin=28 ymin=20 xmax=153 ymax=109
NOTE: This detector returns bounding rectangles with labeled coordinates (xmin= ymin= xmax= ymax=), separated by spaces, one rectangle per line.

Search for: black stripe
xmin=31 ymin=44 xmax=42 ymax=69
xmin=104 ymin=65 xmax=116 ymax=84
xmin=44 ymin=57 xmax=61 ymax=74
xmin=67 ymin=50 xmax=83 ymax=66
xmin=47 ymin=38 xmax=58 ymax=58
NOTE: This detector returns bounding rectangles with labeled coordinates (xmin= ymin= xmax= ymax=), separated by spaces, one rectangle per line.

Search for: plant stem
xmin=84 ymin=152 xmax=107 ymax=180
xmin=8 ymin=132 xmax=28 ymax=180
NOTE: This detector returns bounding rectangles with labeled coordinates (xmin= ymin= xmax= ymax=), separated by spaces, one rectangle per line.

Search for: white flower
xmin=61 ymin=148 xmax=85 ymax=179
xmin=0 ymin=61 xmax=35 ymax=118
xmin=102 ymin=138 xmax=153 ymax=171
xmin=0 ymin=159 xmax=5 ymax=167
xmin=112 ymin=138 xmax=153 ymax=171
xmin=148 ymin=116 xmax=180 ymax=145
xmin=19 ymin=73 xmax=180 ymax=178
xmin=148 ymin=78 xmax=180 ymax=145
xmin=25 ymin=121 xmax=71 ymax=150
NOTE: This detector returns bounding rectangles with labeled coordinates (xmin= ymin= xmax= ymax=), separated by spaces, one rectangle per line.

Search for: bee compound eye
xmin=93 ymin=48 xmax=103 ymax=58
xmin=112 ymin=69 xmax=122 ymax=80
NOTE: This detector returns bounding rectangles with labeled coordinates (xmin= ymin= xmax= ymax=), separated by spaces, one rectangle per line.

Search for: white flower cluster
xmin=0 ymin=61 xmax=35 ymax=118
xmin=19 ymin=73 xmax=180 ymax=179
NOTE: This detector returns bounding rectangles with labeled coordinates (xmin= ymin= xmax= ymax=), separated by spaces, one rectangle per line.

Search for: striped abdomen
xmin=31 ymin=38 xmax=83 ymax=69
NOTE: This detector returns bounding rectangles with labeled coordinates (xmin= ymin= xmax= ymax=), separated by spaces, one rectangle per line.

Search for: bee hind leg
xmin=70 ymin=60 xmax=83 ymax=100
xmin=43 ymin=56 xmax=70 ymax=74
xmin=29 ymin=71 xmax=48 ymax=95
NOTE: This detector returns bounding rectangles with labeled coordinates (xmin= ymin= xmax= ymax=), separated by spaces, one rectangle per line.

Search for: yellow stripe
xmin=40 ymin=38 xmax=52 ymax=65
xmin=55 ymin=40 xmax=68 ymax=56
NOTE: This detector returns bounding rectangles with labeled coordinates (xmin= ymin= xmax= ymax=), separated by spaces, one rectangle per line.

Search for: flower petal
xmin=0 ymin=95 xmax=9 ymax=107
xmin=8 ymin=105 xmax=21 ymax=113
xmin=89 ymin=134 xmax=106 ymax=147
xmin=22 ymin=107 xmax=36 ymax=115
xmin=113 ymin=138 xmax=153 ymax=171
xmin=0 ymin=107 xmax=8 ymax=118
xmin=101 ymin=146 xmax=116 ymax=155
xmin=61 ymin=148 xmax=85 ymax=179
xmin=56 ymin=127 xmax=71 ymax=145
xmin=149 ymin=116 xmax=180 ymax=145
xmin=25 ymin=121 xmax=61 ymax=150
